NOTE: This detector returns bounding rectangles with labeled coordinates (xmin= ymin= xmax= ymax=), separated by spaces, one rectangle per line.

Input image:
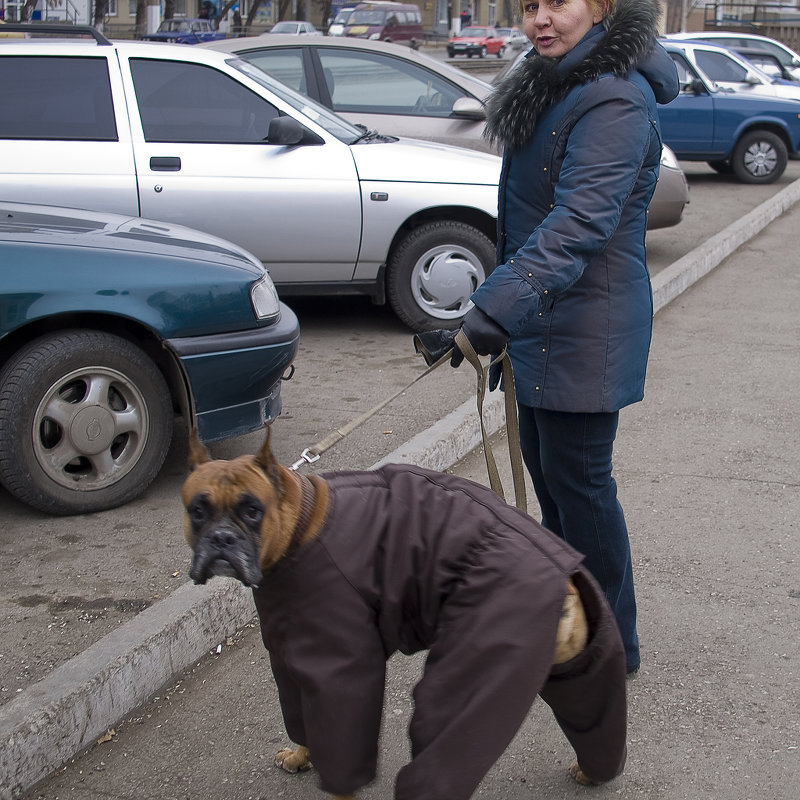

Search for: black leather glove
xmin=450 ymin=307 xmax=509 ymax=370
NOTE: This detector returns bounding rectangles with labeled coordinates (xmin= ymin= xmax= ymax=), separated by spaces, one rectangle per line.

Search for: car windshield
xmin=271 ymin=22 xmax=299 ymax=33
xmin=228 ymin=57 xmax=366 ymax=143
xmin=350 ymin=10 xmax=387 ymax=24
xmin=333 ymin=10 xmax=353 ymax=23
xmin=460 ymin=27 xmax=489 ymax=37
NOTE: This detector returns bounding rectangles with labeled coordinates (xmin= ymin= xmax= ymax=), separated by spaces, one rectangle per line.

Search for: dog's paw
xmin=569 ymin=761 xmax=602 ymax=786
xmin=275 ymin=746 xmax=312 ymax=774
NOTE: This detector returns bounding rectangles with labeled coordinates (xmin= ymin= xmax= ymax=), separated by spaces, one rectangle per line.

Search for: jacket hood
xmin=485 ymin=0 xmax=676 ymax=151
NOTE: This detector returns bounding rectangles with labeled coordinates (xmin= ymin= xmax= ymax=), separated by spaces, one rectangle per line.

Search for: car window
xmin=694 ymin=50 xmax=748 ymax=83
xmin=228 ymin=56 xmax=365 ymax=142
xmin=753 ymin=39 xmax=795 ymax=66
xmin=243 ymin=48 xmax=307 ymax=94
xmin=316 ymin=49 xmax=465 ymax=116
xmin=670 ymin=52 xmax=702 ymax=88
xmin=130 ymin=58 xmax=280 ymax=143
xmin=350 ymin=10 xmax=386 ymax=24
xmin=0 ymin=56 xmax=117 ymax=141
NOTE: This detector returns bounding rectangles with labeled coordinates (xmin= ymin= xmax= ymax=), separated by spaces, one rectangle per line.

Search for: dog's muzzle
xmin=189 ymin=522 xmax=262 ymax=588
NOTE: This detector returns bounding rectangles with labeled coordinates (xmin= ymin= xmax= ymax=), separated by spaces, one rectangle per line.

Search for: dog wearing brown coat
xmin=182 ymin=428 xmax=627 ymax=799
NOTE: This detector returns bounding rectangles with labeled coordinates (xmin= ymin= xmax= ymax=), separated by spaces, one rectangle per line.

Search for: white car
xmin=663 ymin=36 xmax=800 ymax=100
xmin=0 ymin=23 xmax=501 ymax=331
xmin=268 ymin=20 xmax=323 ymax=35
xmin=665 ymin=31 xmax=800 ymax=81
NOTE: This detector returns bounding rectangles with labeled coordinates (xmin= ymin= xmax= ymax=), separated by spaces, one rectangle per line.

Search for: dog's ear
xmin=254 ymin=425 xmax=281 ymax=482
xmin=187 ymin=428 xmax=212 ymax=472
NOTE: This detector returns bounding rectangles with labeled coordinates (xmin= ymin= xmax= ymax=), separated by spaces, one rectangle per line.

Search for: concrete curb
xmin=3 ymin=179 xmax=800 ymax=799
xmin=0 ymin=581 xmax=255 ymax=800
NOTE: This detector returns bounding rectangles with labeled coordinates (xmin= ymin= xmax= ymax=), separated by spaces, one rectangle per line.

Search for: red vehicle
xmin=447 ymin=26 xmax=505 ymax=58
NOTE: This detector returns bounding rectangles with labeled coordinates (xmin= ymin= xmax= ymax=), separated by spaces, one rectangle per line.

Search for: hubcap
xmin=410 ymin=245 xmax=484 ymax=321
xmin=743 ymin=142 xmax=777 ymax=178
xmin=32 ymin=367 xmax=149 ymax=491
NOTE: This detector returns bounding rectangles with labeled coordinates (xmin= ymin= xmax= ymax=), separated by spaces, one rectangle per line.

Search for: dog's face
xmin=182 ymin=429 xmax=288 ymax=588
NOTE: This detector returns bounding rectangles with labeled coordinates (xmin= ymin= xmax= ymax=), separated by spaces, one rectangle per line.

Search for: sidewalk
xmin=5 ymin=184 xmax=800 ymax=797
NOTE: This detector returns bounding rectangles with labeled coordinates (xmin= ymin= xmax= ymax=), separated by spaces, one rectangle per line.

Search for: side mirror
xmin=267 ymin=116 xmax=323 ymax=146
xmin=682 ymin=78 xmax=705 ymax=95
xmin=451 ymin=96 xmax=486 ymax=120
xmin=744 ymin=69 xmax=763 ymax=85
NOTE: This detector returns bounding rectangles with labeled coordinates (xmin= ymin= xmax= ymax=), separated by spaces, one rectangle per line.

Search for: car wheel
xmin=731 ymin=130 xmax=787 ymax=184
xmin=479 ymin=46 xmax=487 ymax=58
xmin=707 ymin=160 xmax=734 ymax=174
xmin=497 ymin=45 xmax=505 ymax=58
xmin=387 ymin=221 xmax=495 ymax=331
xmin=0 ymin=330 xmax=173 ymax=515
xmin=447 ymin=48 xmax=454 ymax=57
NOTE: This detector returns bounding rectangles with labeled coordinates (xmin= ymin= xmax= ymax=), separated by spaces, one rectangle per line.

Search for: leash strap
xmin=288 ymin=348 xmax=453 ymax=472
xmin=453 ymin=331 xmax=527 ymax=513
xmin=290 ymin=332 xmax=527 ymax=514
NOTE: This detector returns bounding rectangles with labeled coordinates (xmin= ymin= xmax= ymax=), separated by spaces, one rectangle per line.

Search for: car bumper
xmin=167 ymin=302 xmax=300 ymax=442
xmin=647 ymin=165 xmax=690 ymax=230
xmin=449 ymin=44 xmax=482 ymax=53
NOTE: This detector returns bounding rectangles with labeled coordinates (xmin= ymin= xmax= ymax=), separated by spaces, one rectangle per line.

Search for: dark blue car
xmin=142 ymin=18 xmax=227 ymax=45
xmin=660 ymin=41 xmax=800 ymax=183
xmin=0 ymin=202 xmax=299 ymax=515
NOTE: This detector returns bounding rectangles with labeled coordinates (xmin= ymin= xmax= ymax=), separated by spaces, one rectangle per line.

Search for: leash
xmin=289 ymin=331 xmax=527 ymax=513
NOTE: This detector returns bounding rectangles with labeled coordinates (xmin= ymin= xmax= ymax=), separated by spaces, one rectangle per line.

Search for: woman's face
xmin=522 ymin=0 xmax=606 ymax=58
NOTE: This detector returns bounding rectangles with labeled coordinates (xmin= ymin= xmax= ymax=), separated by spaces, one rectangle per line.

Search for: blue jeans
xmin=517 ymin=405 xmax=640 ymax=671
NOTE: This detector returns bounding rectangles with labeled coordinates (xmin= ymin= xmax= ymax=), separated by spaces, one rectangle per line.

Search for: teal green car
xmin=0 ymin=202 xmax=299 ymax=515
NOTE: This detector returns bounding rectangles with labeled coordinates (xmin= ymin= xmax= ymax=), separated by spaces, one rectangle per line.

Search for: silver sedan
xmin=206 ymin=35 xmax=689 ymax=229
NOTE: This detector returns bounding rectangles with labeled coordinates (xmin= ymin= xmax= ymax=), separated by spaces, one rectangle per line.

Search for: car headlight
xmin=369 ymin=32 xmax=380 ymax=39
xmin=250 ymin=274 xmax=281 ymax=321
xmin=660 ymin=145 xmax=680 ymax=171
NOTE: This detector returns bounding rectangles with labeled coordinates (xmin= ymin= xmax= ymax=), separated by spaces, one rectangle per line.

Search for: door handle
xmin=150 ymin=157 xmax=181 ymax=171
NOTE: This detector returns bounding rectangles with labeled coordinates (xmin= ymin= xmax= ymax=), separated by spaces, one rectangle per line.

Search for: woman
xmin=453 ymin=0 xmax=678 ymax=674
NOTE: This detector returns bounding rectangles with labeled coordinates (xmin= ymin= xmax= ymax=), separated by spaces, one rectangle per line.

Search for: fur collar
xmin=485 ymin=0 xmax=663 ymax=151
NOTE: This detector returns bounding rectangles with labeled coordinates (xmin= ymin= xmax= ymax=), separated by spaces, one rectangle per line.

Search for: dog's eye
xmin=239 ymin=498 xmax=264 ymax=526
xmin=188 ymin=498 xmax=210 ymax=527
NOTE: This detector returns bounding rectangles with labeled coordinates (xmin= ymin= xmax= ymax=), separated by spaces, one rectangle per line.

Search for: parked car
xmin=343 ymin=2 xmax=423 ymax=47
xmin=662 ymin=38 xmax=800 ymax=100
xmin=210 ymin=35 xmax=687 ymax=228
xmin=141 ymin=18 xmax=226 ymax=45
xmin=0 ymin=201 xmax=299 ymax=515
xmin=206 ymin=34 xmax=496 ymax=151
xmin=269 ymin=20 xmax=322 ymax=35
xmin=328 ymin=6 xmax=357 ymax=36
xmin=496 ymin=26 xmax=528 ymax=51
xmin=494 ymin=48 xmax=688 ymax=229
xmin=0 ymin=23 xmax=500 ymax=331
xmin=660 ymin=40 xmax=800 ymax=183
xmin=665 ymin=31 xmax=800 ymax=81
xmin=447 ymin=26 xmax=506 ymax=58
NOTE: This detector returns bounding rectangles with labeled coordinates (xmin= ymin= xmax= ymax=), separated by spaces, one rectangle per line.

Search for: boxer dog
xmin=182 ymin=427 xmax=627 ymax=799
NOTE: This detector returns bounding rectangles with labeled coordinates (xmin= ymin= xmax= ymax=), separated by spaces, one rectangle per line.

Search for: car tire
xmin=387 ymin=221 xmax=495 ymax=332
xmin=0 ymin=330 xmax=173 ymax=515
xmin=497 ymin=45 xmax=505 ymax=58
xmin=479 ymin=46 xmax=487 ymax=58
xmin=731 ymin=130 xmax=787 ymax=184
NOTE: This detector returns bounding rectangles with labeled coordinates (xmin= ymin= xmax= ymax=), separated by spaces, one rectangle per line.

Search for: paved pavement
xmin=4 ymin=181 xmax=800 ymax=798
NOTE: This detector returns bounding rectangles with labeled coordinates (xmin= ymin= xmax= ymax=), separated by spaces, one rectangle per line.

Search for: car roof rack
xmin=0 ymin=23 xmax=112 ymax=45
